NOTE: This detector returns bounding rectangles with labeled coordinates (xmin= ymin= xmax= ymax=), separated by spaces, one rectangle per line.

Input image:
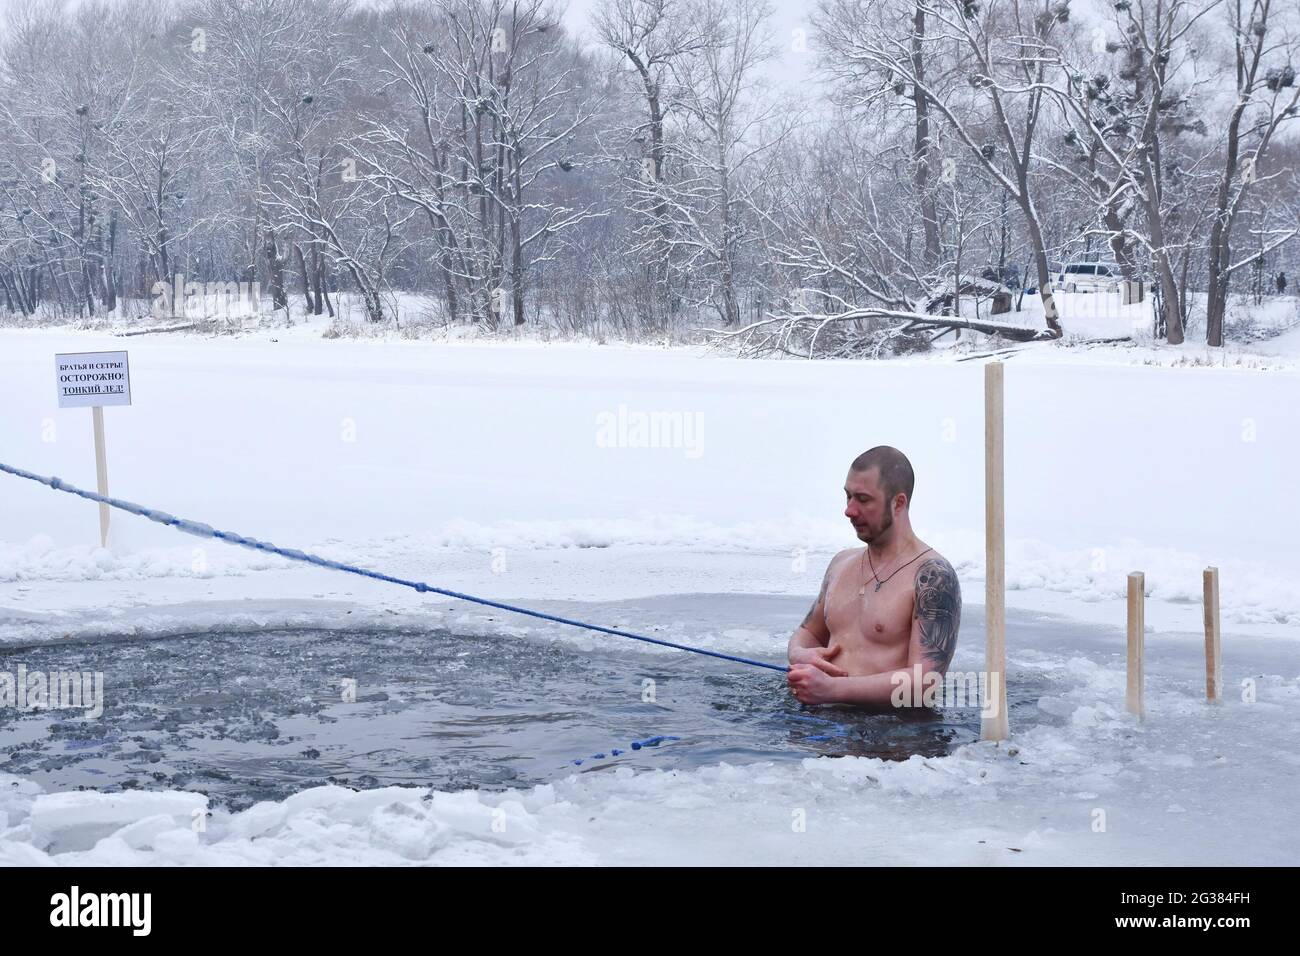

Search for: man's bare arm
xmin=788 ymin=561 xmax=833 ymax=653
xmin=786 ymin=553 xmax=848 ymax=676
xmin=911 ymin=555 xmax=962 ymax=674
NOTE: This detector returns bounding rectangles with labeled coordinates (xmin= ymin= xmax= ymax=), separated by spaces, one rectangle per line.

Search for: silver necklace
xmin=860 ymin=546 xmax=932 ymax=595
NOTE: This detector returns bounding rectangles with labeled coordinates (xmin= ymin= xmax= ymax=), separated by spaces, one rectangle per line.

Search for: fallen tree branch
xmin=706 ymin=307 xmax=1052 ymax=358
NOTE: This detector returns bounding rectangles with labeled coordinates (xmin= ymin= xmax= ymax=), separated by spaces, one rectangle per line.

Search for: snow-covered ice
xmin=1 ymin=319 xmax=1298 ymax=864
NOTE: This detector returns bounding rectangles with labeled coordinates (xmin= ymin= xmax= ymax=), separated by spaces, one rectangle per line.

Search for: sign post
xmin=55 ymin=350 xmax=132 ymax=547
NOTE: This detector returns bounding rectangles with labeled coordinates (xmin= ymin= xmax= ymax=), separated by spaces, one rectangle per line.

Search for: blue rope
xmin=0 ymin=462 xmax=789 ymax=674
xmin=570 ymin=734 xmax=681 ymax=766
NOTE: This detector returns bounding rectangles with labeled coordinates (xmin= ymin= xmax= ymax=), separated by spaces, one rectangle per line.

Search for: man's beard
xmin=859 ymin=507 xmax=894 ymax=542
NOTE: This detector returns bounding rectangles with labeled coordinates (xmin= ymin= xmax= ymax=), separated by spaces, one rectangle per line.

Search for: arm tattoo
xmin=914 ymin=557 xmax=961 ymax=670
xmin=801 ymin=563 xmax=833 ymax=629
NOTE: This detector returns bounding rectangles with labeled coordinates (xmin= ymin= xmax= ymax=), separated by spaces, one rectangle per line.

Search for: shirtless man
xmin=787 ymin=446 xmax=961 ymax=708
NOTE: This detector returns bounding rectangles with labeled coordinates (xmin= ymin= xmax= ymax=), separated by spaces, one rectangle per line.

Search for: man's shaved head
xmin=850 ymin=446 xmax=915 ymax=509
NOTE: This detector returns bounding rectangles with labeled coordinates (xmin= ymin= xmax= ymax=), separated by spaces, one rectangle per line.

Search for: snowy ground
xmin=1 ymin=305 xmax=1298 ymax=865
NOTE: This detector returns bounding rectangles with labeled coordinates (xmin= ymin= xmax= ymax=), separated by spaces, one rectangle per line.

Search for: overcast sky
xmin=560 ymin=0 xmax=820 ymax=90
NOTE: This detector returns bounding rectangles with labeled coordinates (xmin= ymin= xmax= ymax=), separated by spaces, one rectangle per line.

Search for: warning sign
xmin=55 ymin=351 xmax=132 ymax=408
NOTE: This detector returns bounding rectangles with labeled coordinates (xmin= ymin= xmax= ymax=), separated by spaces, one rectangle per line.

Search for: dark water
xmin=0 ymin=627 xmax=1039 ymax=810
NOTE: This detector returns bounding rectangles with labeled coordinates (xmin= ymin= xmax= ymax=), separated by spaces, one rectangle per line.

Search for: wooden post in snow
xmin=1203 ymin=567 xmax=1222 ymax=703
xmin=981 ymin=361 xmax=1009 ymax=741
xmin=1126 ymin=571 xmax=1145 ymax=718
xmin=91 ymin=406 xmax=111 ymax=547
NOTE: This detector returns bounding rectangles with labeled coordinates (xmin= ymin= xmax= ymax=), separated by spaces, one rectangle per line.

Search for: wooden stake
xmin=1126 ymin=571 xmax=1145 ymax=718
xmin=981 ymin=361 xmax=1009 ymax=741
xmin=1203 ymin=567 xmax=1222 ymax=703
xmin=92 ymin=405 xmax=110 ymax=548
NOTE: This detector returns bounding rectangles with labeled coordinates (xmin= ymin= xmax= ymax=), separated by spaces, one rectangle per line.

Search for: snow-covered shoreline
xmin=5 ymin=321 xmax=1298 ymax=634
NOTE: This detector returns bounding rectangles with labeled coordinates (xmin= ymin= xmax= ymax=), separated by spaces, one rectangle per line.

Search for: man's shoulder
xmin=814 ymin=547 xmax=862 ymax=589
xmin=913 ymin=550 xmax=961 ymax=595
xmin=827 ymin=546 xmax=863 ymax=572
xmin=914 ymin=547 xmax=955 ymax=570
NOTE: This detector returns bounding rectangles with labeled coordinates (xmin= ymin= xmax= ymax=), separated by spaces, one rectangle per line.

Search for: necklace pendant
xmin=874 ymin=581 xmax=883 ymax=592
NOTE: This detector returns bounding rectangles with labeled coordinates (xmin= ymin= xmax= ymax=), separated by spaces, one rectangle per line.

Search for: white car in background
xmin=1056 ymin=261 xmax=1122 ymax=293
